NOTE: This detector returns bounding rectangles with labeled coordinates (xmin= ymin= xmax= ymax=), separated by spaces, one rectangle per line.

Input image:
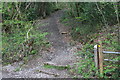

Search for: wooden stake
xmin=98 ymin=43 xmax=103 ymax=77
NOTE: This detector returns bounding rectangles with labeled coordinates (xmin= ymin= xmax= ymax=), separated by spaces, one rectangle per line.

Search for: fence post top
xmin=98 ymin=45 xmax=101 ymax=47
xmin=94 ymin=45 xmax=98 ymax=49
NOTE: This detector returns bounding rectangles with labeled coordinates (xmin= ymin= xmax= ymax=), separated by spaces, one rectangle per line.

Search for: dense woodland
xmin=1 ymin=2 xmax=120 ymax=78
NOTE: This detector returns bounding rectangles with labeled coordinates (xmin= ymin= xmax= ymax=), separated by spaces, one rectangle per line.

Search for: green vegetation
xmin=2 ymin=2 xmax=59 ymax=65
xmin=14 ymin=67 xmax=21 ymax=72
xmin=61 ymin=2 xmax=120 ymax=78
xmin=1 ymin=2 xmax=120 ymax=78
xmin=44 ymin=64 xmax=70 ymax=70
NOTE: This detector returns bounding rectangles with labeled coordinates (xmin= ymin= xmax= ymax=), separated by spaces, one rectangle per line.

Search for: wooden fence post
xmin=98 ymin=43 xmax=103 ymax=76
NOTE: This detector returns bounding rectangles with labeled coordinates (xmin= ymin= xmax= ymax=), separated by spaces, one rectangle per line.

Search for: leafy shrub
xmin=2 ymin=2 xmax=52 ymax=64
xmin=2 ymin=20 xmax=49 ymax=64
xmin=60 ymin=2 xmax=120 ymax=78
xmin=66 ymin=2 xmax=120 ymax=26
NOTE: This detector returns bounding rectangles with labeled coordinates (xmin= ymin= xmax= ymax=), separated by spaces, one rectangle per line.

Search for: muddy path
xmin=2 ymin=10 xmax=82 ymax=78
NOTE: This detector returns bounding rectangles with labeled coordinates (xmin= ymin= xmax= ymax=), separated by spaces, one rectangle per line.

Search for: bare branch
xmin=25 ymin=2 xmax=32 ymax=10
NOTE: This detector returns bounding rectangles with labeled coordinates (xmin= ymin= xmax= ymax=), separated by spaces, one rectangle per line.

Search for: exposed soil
xmin=2 ymin=10 xmax=82 ymax=78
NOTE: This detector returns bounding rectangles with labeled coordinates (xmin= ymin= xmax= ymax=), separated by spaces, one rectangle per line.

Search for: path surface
xmin=2 ymin=10 xmax=82 ymax=78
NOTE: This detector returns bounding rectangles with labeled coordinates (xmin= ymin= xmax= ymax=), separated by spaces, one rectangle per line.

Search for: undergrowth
xmin=75 ymin=28 xmax=120 ymax=78
xmin=44 ymin=64 xmax=70 ymax=70
xmin=61 ymin=16 xmax=120 ymax=78
xmin=2 ymin=21 xmax=50 ymax=65
xmin=1 ymin=2 xmax=53 ymax=65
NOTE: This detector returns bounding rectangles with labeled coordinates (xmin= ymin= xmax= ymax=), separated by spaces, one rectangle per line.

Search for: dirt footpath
xmin=2 ymin=10 xmax=82 ymax=78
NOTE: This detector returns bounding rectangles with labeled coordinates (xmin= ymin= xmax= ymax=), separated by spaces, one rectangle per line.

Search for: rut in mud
xmin=2 ymin=10 xmax=82 ymax=78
